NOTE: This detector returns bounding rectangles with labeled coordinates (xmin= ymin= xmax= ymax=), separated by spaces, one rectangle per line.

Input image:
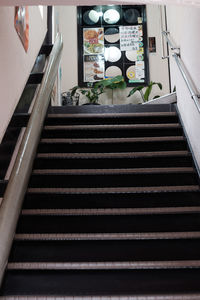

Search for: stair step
xmin=7 ymin=261 xmax=200 ymax=270
xmin=2 ymin=296 xmax=200 ymax=300
xmin=27 ymin=185 xmax=200 ymax=194
xmin=38 ymin=136 xmax=187 ymax=153
xmin=16 ymin=213 xmax=200 ymax=234
xmin=0 ymin=179 xmax=8 ymax=196
xmin=21 ymin=207 xmax=200 ymax=216
xmin=29 ymin=168 xmax=197 ymax=188
xmin=10 ymin=238 xmax=200 ymax=263
xmin=32 ymin=167 xmax=194 ymax=175
xmin=2 ymin=268 xmax=200 ymax=296
xmin=14 ymin=232 xmax=200 ymax=241
xmin=42 ymin=123 xmax=182 ymax=138
xmin=35 ymin=151 xmax=192 ymax=169
xmin=45 ymin=111 xmax=178 ymax=126
xmin=23 ymin=189 xmax=200 ymax=209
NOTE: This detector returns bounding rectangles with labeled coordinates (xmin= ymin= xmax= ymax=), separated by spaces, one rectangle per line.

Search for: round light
xmin=104 ymin=9 xmax=120 ymax=25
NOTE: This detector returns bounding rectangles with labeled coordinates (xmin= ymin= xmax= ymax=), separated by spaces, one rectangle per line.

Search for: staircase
xmin=1 ymin=104 xmax=200 ymax=299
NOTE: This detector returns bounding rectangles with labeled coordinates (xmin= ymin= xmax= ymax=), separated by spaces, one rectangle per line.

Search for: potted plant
xmin=94 ymin=75 xmax=127 ymax=104
xmin=127 ymin=81 xmax=162 ymax=103
xmin=71 ymin=75 xmax=126 ymax=105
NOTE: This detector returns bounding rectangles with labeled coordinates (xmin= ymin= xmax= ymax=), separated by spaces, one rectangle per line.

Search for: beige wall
xmin=0 ymin=6 xmax=47 ymax=142
xmin=166 ymin=5 xmax=200 ymax=167
xmin=57 ymin=5 xmax=170 ymax=105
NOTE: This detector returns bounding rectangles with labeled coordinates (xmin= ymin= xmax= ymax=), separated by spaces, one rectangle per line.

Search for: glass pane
xmin=124 ymin=8 xmax=140 ymax=24
xmin=105 ymin=46 xmax=121 ymax=62
xmin=104 ymin=28 xmax=120 ymax=43
xmin=103 ymin=9 xmax=120 ymax=24
xmin=83 ymin=10 xmax=100 ymax=25
xmin=105 ymin=66 xmax=122 ymax=77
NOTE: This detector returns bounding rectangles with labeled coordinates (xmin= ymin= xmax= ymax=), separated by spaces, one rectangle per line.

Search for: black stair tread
xmin=47 ymin=112 xmax=178 ymax=118
xmin=7 ymin=260 xmax=200 ymax=270
xmin=14 ymin=231 xmax=200 ymax=241
xmin=2 ymin=296 xmax=200 ymax=300
xmin=9 ymin=239 xmax=200 ymax=263
xmin=20 ymin=207 xmax=200 ymax=216
xmin=29 ymin=172 xmax=197 ymax=188
xmin=35 ymin=151 xmax=193 ymax=169
xmin=32 ymin=167 xmax=195 ymax=175
xmin=43 ymin=123 xmax=181 ymax=130
xmin=37 ymin=150 xmax=191 ymax=159
xmin=2 ymin=269 xmax=200 ymax=296
xmin=27 ymin=185 xmax=200 ymax=194
xmin=15 ymin=213 xmax=200 ymax=234
xmin=40 ymin=136 xmax=185 ymax=144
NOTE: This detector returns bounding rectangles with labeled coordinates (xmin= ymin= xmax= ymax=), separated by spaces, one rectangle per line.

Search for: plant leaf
xmin=128 ymin=86 xmax=144 ymax=97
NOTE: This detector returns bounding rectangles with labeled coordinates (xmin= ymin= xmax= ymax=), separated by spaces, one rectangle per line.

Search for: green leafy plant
xmin=71 ymin=75 xmax=126 ymax=105
xmin=95 ymin=75 xmax=127 ymax=104
xmin=71 ymin=85 xmax=104 ymax=104
xmin=127 ymin=81 xmax=162 ymax=103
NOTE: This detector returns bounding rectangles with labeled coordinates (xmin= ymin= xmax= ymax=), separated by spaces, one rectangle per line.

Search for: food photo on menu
xmin=83 ymin=28 xmax=104 ymax=55
xmin=84 ymin=54 xmax=104 ymax=82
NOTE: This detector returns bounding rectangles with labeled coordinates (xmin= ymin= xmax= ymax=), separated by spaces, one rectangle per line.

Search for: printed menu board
xmin=78 ymin=5 xmax=149 ymax=87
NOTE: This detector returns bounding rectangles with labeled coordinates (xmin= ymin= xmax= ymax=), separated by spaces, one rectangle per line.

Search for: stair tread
xmin=32 ymin=167 xmax=195 ymax=175
xmin=37 ymin=150 xmax=190 ymax=159
xmin=44 ymin=123 xmax=181 ymax=130
xmin=2 ymin=296 xmax=200 ymax=300
xmin=40 ymin=136 xmax=185 ymax=144
xmin=21 ymin=207 xmax=200 ymax=216
xmin=27 ymin=185 xmax=200 ymax=194
xmin=14 ymin=232 xmax=200 ymax=241
xmin=47 ymin=112 xmax=177 ymax=118
xmin=7 ymin=260 xmax=200 ymax=270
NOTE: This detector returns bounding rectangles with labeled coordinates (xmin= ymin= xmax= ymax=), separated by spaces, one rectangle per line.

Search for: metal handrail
xmin=0 ymin=33 xmax=63 ymax=286
xmin=162 ymin=31 xmax=180 ymax=52
xmin=162 ymin=31 xmax=200 ymax=114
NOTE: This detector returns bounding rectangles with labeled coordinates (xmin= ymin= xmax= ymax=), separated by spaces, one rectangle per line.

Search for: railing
xmin=162 ymin=31 xmax=200 ymax=114
xmin=0 ymin=33 xmax=63 ymax=286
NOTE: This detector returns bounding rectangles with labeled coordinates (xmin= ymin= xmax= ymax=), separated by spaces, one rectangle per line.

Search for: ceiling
xmin=1 ymin=0 xmax=200 ymax=6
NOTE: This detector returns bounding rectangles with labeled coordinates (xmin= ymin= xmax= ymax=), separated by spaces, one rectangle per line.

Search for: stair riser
xmin=10 ymin=239 xmax=200 ymax=262
xmin=41 ymin=128 xmax=183 ymax=139
xmin=16 ymin=214 xmax=200 ymax=234
xmin=33 ymin=156 xmax=193 ymax=169
xmin=45 ymin=116 xmax=179 ymax=126
xmin=2 ymin=269 xmax=200 ymax=296
xmin=38 ymin=140 xmax=187 ymax=153
xmin=29 ymin=173 xmax=197 ymax=188
xmin=23 ymin=191 xmax=200 ymax=209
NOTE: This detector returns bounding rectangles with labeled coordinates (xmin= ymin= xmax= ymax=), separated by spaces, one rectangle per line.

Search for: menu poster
xmin=119 ymin=26 xmax=142 ymax=52
xmin=83 ymin=28 xmax=104 ymax=55
xmin=14 ymin=6 xmax=29 ymax=52
xmin=84 ymin=55 xmax=104 ymax=82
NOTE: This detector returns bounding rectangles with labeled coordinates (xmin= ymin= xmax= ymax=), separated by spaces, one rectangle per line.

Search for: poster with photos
xmin=84 ymin=55 xmax=104 ymax=82
xmin=78 ymin=5 xmax=149 ymax=87
xmin=14 ymin=6 xmax=29 ymax=52
xmin=83 ymin=28 xmax=104 ymax=55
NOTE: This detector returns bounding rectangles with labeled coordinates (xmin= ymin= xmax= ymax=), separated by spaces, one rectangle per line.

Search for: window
xmin=77 ymin=5 xmax=149 ymax=87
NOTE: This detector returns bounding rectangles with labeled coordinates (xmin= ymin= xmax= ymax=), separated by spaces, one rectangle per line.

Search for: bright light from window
xmin=39 ymin=6 xmax=44 ymax=19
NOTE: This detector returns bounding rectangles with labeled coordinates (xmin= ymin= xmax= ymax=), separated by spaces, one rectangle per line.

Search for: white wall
xmin=57 ymin=5 xmax=170 ymax=105
xmin=166 ymin=5 xmax=200 ymax=167
xmin=0 ymin=6 xmax=47 ymax=142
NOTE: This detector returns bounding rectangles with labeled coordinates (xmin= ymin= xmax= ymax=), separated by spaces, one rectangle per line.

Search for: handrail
xmin=0 ymin=33 xmax=63 ymax=286
xmin=162 ymin=31 xmax=200 ymax=114
xmin=162 ymin=31 xmax=180 ymax=53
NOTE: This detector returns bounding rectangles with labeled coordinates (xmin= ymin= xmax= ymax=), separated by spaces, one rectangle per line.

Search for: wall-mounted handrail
xmin=160 ymin=6 xmax=169 ymax=59
xmin=162 ymin=31 xmax=200 ymax=114
xmin=0 ymin=33 xmax=63 ymax=286
xmin=162 ymin=31 xmax=180 ymax=52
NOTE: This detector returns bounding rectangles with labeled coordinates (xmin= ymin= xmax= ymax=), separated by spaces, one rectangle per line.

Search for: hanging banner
xmin=14 ymin=6 xmax=29 ymax=52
